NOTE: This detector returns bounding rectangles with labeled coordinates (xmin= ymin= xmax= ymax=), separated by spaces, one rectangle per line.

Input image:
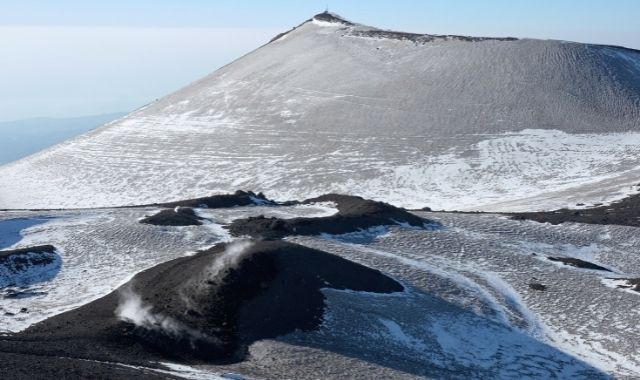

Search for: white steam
xmin=180 ymin=240 xmax=254 ymax=311
xmin=115 ymin=285 xmax=209 ymax=345
xmin=115 ymin=240 xmax=255 ymax=342
xmin=206 ymin=240 xmax=254 ymax=283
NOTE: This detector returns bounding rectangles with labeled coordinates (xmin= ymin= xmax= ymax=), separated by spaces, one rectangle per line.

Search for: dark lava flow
xmin=228 ymin=193 xmax=435 ymax=239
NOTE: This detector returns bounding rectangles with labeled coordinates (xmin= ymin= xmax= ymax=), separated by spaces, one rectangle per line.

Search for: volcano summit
xmin=1 ymin=13 xmax=639 ymax=211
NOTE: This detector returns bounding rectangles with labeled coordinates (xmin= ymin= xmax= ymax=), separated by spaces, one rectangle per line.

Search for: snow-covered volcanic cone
xmin=1 ymin=12 xmax=639 ymax=211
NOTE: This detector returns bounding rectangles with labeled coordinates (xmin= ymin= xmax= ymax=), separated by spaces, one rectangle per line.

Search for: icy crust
xmin=1 ymin=15 xmax=640 ymax=211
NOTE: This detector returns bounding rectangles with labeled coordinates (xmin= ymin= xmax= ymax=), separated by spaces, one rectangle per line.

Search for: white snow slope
xmin=1 ymin=13 xmax=639 ymax=211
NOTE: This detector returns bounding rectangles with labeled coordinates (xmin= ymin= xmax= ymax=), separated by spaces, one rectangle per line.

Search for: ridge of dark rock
xmin=228 ymin=194 xmax=436 ymax=239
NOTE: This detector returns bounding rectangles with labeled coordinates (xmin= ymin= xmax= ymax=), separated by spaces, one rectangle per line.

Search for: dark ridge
xmin=347 ymin=29 xmax=518 ymax=44
xmin=529 ymin=283 xmax=547 ymax=291
xmin=139 ymin=207 xmax=202 ymax=226
xmin=547 ymin=257 xmax=612 ymax=272
xmin=269 ymin=11 xmax=517 ymax=46
xmin=509 ymin=191 xmax=640 ymax=228
xmin=0 ymin=240 xmax=402 ymax=366
xmin=228 ymin=194 xmax=435 ymax=239
xmin=312 ymin=11 xmax=516 ymax=43
xmin=157 ymin=190 xmax=272 ymax=209
xmin=0 ymin=245 xmax=60 ymax=288
xmin=0 ymin=245 xmax=56 ymax=259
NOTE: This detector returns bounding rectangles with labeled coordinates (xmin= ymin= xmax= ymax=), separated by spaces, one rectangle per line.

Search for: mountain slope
xmin=0 ymin=113 xmax=126 ymax=165
xmin=1 ymin=13 xmax=639 ymax=210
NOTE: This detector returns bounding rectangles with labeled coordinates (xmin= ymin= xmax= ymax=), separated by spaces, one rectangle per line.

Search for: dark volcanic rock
xmin=529 ymin=283 xmax=547 ymax=291
xmin=159 ymin=190 xmax=272 ymax=209
xmin=349 ymin=29 xmax=517 ymax=44
xmin=0 ymin=240 xmax=402 ymax=366
xmin=547 ymin=257 xmax=612 ymax=272
xmin=0 ymin=245 xmax=60 ymax=287
xmin=509 ymin=192 xmax=640 ymax=228
xmin=139 ymin=207 xmax=202 ymax=226
xmin=228 ymin=194 xmax=435 ymax=239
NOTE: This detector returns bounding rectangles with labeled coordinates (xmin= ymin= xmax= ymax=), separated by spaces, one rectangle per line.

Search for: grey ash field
xmin=2 ymin=12 xmax=640 ymax=380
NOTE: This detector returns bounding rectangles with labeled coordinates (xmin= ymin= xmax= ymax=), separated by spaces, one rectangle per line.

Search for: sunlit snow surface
xmin=0 ymin=20 xmax=639 ymax=210
xmin=2 ymin=204 xmax=640 ymax=378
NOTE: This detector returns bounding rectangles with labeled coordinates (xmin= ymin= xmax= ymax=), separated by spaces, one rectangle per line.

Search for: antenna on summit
xmin=324 ymin=5 xmax=329 ymax=13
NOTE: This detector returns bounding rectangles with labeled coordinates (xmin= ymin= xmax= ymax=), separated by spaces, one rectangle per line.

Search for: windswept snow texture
xmin=1 ymin=14 xmax=639 ymax=210
xmin=2 ymin=204 xmax=640 ymax=377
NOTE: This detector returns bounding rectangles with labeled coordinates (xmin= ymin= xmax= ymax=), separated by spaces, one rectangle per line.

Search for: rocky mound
xmin=158 ymin=190 xmax=273 ymax=209
xmin=0 ymin=245 xmax=60 ymax=287
xmin=509 ymin=192 xmax=640 ymax=227
xmin=547 ymin=256 xmax=611 ymax=272
xmin=228 ymin=194 xmax=434 ymax=239
xmin=0 ymin=240 xmax=402 ymax=366
xmin=139 ymin=207 xmax=202 ymax=226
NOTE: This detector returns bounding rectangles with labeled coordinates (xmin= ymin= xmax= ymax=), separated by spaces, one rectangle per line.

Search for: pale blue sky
xmin=1 ymin=0 xmax=639 ymax=121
